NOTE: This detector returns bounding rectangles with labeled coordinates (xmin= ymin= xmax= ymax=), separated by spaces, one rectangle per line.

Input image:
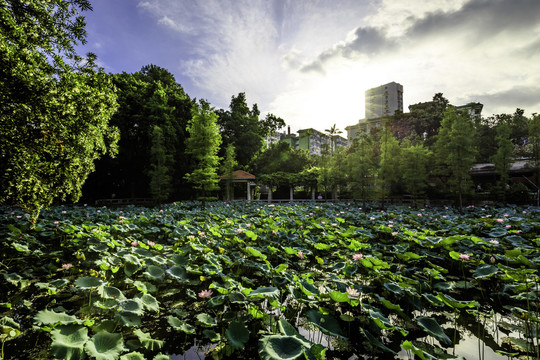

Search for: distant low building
xmin=298 ymin=128 xmax=347 ymax=156
xmin=456 ymin=102 xmax=483 ymax=121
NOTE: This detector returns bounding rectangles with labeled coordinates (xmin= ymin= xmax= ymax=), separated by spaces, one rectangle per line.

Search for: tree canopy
xmin=0 ymin=0 xmax=119 ymax=223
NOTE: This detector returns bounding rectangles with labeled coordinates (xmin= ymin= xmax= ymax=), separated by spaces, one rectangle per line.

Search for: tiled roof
xmin=219 ymin=170 xmax=256 ymax=180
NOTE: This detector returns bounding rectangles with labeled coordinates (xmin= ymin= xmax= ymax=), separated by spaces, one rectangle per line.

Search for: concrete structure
xmin=219 ymin=170 xmax=256 ymax=200
xmin=365 ymin=82 xmax=403 ymax=119
xmin=456 ymin=102 xmax=483 ymax=121
xmin=297 ymin=128 xmax=347 ymax=156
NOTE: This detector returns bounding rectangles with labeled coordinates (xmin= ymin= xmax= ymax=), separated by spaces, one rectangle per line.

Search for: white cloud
xmin=136 ymin=0 xmax=540 ymax=132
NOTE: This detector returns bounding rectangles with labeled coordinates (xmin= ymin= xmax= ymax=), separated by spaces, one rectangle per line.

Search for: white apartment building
xmin=365 ymin=82 xmax=404 ymax=119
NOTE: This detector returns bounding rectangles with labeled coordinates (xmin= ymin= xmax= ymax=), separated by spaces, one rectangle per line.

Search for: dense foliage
xmin=1 ymin=203 xmax=539 ymax=359
xmin=0 ymin=0 xmax=119 ymax=223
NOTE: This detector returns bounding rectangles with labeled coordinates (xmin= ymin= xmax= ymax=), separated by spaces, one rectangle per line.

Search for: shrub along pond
xmin=0 ymin=202 xmax=539 ymax=360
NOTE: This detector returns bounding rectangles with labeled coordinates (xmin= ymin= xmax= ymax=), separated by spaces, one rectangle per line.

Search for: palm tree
xmin=324 ymin=124 xmax=343 ymax=156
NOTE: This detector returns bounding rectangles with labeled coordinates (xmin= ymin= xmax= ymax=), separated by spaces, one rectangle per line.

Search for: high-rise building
xmin=365 ymin=82 xmax=403 ymax=119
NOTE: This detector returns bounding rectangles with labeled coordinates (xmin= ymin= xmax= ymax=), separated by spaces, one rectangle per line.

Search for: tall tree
xmin=221 ymin=144 xmax=237 ymax=201
xmin=400 ymin=140 xmax=432 ymax=206
xmin=347 ymin=135 xmax=377 ymax=207
xmin=185 ymin=101 xmax=222 ymax=208
xmin=82 ymin=65 xmax=193 ymax=201
xmin=378 ymin=126 xmax=401 ymax=204
xmin=0 ymin=0 xmax=119 ymax=224
xmin=434 ymin=106 xmax=478 ymax=212
xmin=528 ymin=114 xmax=540 ymax=200
xmin=492 ymin=120 xmax=514 ymax=202
xmin=148 ymin=125 xmax=173 ymax=203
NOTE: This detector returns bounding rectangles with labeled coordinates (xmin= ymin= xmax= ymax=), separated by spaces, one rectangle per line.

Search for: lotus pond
xmin=1 ymin=202 xmax=539 ymax=360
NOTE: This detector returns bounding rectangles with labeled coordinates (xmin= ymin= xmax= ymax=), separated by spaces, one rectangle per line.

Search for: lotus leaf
xmin=401 ymin=340 xmax=437 ymax=360
xmin=306 ymin=309 xmax=342 ymax=337
xmin=203 ymin=329 xmax=221 ymax=342
xmin=196 ymin=313 xmax=217 ymax=327
xmin=153 ymin=354 xmax=171 ymax=360
xmin=167 ymin=316 xmax=195 ymax=334
xmin=138 ymin=293 xmax=160 ymax=312
xmin=99 ymin=286 xmax=126 ymax=300
xmin=50 ymin=325 xmax=88 ymax=360
xmin=258 ymin=335 xmax=308 ymax=360
xmin=74 ymin=276 xmax=104 ymax=289
xmin=473 ymin=264 xmax=498 ymax=278
xmin=133 ymin=329 xmax=164 ymax=351
xmin=249 ymin=286 xmax=280 ymax=300
xmin=119 ymin=299 xmax=144 ymax=315
xmin=144 ymin=265 xmax=165 ymax=281
xmin=84 ymin=331 xmax=125 ymax=360
xmin=416 ymin=316 xmax=452 ymax=347
xmin=120 ymin=351 xmax=146 ymax=360
xmin=360 ymin=328 xmax=396 ymax=354
xmin=225 ymin=320 xmax=250 ymax=349
xmin=34 ymin=310 xmax=80 ymax=326
xmin=367 ymin=307 xmax=394 ymax=330
xmin=115 ymin=312 xmax=141 ymax=327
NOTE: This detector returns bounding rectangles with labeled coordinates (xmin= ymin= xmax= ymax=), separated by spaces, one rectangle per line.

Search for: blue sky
xmin=77 ymin=0 xmax=540 ymax=132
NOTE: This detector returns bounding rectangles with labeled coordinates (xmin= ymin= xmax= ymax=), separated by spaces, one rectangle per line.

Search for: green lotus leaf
xmin=258 ymin=335 xmax=307 ymax=360
xmin=383 ymin=282 xmax=404 ymax=295
xmin=245 ymin=246 xmax=267 ymax=260
xmin=98 ymin=286 xmax=126 ymax=300
xmin=133 ymin=248 xmax=153 ymax=257
xmin=368 ymin=307 xmax=394 ymax=330
xmin=328 ymin=291 xmax=349 ymax=303
xmin=401 ymin=340 xmax=437 ymax=360
xmin=225 ymin=320 xmax=250 ymax=349
xmin=94 ymin=299 xmax=119 ymax=310
xmin=306 ymin=309 xmax=342 ymax=337
xmin=171 ymin=254 xmax=188 ymax=265
xmin=203 ymin=329 xmax=221 ymax=342
xmin=422 ymin=294 xmax=445 ymax=307
xmin=278 ymin=319 xmax=300 ymax=337
xmin=84 ymin=331 xmax=125 ymax=360
xmin=473 ymin=264 xmax=498 ymax=279
xmin=196 ymin=313 xmax=217 ymax=327
xmin=228 ymin=292 xmax=247 ymax=303
xmin=309 ymin=344 xmax=327 ymax=360
xmin=300 ymin=281 xmax=320 ymax=296
xmin=207 ymin=295 xmax=226 ymax=307
xmin=167 ymin=316 xmax=196 ymax=334
xmin=115 ymin=312 xmax=141 ymax=327
xmin=133 ymin=281 xmax=157 ymax=294
xmin=342 ymin=263 xmax=358 ymax=276
xmin=138 ymin=293 xmax=160 ymax=312
xmin=488 ymin=228 xmax=508 ymax=238
xmin=92 ymin=320 xmax=117 ymax=333
xmin=133 ymin=329 xmax=164 ymax=351
xmin=359 ymin=328 xmax=396 ymax=354
xmin=144 ymin=265 xmax=165 ymax=281
xmin=436 ymin=293 xmax=480 ymax=309
xmin=249 ymin=286 xmax=280 ymax=300
xmin=124 ymin=262 xmax=142 ymax=277
xmin=74 ymin=276 xmax=104 ymax=289
xmin=34 ymin=310 xmax=80 ymax=326
xmin=119 ymin=299 xmax=144 ymax=315
xmin=51 ymin=325 xmax=88 ymax=360
xmin=166 ymin=266 xmax=188 ymax=282
xmin=120 ymin=351 xmax=146 ymax=360
xmin=416 ymin=316 xmax=452 ymax=347
xmin=50 ymin=279 xmax=71 ymax=289
xmin=153 ymin=354 xmax=171 ymax=360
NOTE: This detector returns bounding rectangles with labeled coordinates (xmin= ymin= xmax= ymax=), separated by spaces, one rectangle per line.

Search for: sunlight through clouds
xmin=130 ymin=0 xmax=540 ymax=132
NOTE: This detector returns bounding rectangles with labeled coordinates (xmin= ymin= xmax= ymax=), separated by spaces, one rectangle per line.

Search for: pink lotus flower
xmin=198 ymin=289 xmax=213 ymax=298
xmin=198 ymin=232 xmax=205 ymax=236
xmin=236 ymin=228 xmax=243 ymax=234
xmin=346 ymin=286 xmax=360 ymax=298
xmin=506 ymin=225 xmax=511 ymax=228
xmin=131 ymin=241 xmax=139 ymax=247
xmin=62 ymin=263 xmax=73 ymax=270
xmin=352 ymin=253 xmax=363 ymax=260
xmin=496 ymin=218 xmax=504 ymax=223
xmin=298 ymin=251 xmax=305 ymax=260
xmin=392 ymin=232 xmax=398 ymax=236
xmin=187 ymin=235 xmax=195 ymax=240
xmin=490 ymin=256 xmax=496 ymax=263
xmin=459 ymin=254 xmax=470 ymax=260
xmin=490 ymin=239 xmax=499 ymax=245
xmin=148 ymin=241 xmax=155 ymax=247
